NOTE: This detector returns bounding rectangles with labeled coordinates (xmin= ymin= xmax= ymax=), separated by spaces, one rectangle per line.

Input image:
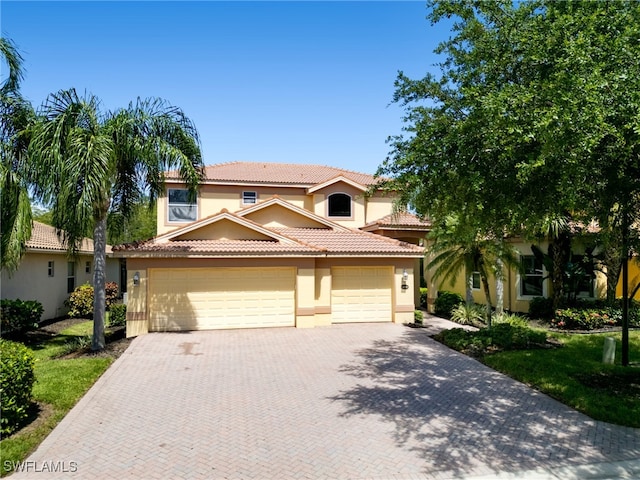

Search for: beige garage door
xmin=331 ymin=266 xmax=393 ymax=323
xmin=148 ymin=267 xmax=295 ymax=331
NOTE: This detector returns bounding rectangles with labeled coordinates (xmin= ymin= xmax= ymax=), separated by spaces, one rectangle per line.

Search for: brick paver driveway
xmin=12 ymin=323 xmax=640 ymax=479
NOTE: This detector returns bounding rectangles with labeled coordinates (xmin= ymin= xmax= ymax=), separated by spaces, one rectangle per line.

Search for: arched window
xmin=328 ymin=193 xmax=351 ymax=217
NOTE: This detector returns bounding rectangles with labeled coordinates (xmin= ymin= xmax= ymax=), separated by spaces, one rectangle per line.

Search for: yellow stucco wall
xmin=365 ymin=193 xmax=396 ymax=224
xmin=616 ymin=258 xmax=640 ymax=300
xmin=425 ymin=238 xmax=608 ymax=314
xmin=157 ymin=184 xmax=312 ymax=234
xmin=157 ymin=182 xmax=397 ymax=235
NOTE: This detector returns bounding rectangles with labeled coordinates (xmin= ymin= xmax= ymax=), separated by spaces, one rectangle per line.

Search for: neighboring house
xmin=1 ymin=221 xmax=121 ymax=321
xmin=115 ymin=162 xmax=430 ymax=336
xmin=423 ymin=234 xmax=636 ymax=314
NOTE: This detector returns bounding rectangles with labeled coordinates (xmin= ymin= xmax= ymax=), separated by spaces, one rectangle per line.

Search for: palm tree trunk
xmin=92 ymin=216 xmax=107 ymax=351
xmin=550 ymin=233 xmax=570 ymax=310
xmin=495 ymin=259 xmax=504 ymax=315
xmin=466 ymin=273 xmax=473 ymax=306
xmin=481 ymin=276 xmax=493 ymax=327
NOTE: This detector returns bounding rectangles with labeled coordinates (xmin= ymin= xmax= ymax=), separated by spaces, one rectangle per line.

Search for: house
xmin=1 ymin=221 xmax=122 ymax=320
xmin=424 ymin=231 xmax=640 ymax=314
xmin=114 ymin=162 xmax=430 ymax=336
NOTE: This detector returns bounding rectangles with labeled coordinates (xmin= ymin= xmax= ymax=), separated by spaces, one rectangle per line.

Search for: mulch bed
xmin=14 ymin=317 xmax=134 ymax=359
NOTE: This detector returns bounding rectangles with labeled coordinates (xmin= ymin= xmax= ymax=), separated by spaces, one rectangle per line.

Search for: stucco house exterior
xmin=424 ymin=228 xmax=639 ymax=314
xmin=1 ymin=221 xmax=122 ymax=320
xmin=115 ymin=162 xmax=431 ymax=336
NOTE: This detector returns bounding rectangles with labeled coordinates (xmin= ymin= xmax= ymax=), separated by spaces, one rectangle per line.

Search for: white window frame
xmin=242 ymin=191 xmax=257 ymax=205
xmin=516 ymin=254 xmax=547 ymax=299
xmin=48 ymin=261 xmax=55 ymax=277
xmin=327 ymin=192 xmax=352 ymax=218
xmin=85 ymin=261 xmax=91 ymax=274
xmin=167 ymin=188 xmax=198 ymax=223
xmin=67 ymin=262 xmax=76 ymax=294
xmin=471 ymin=272 xmax=481 ymax=290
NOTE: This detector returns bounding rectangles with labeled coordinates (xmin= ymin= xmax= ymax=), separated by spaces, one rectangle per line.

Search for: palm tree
xmin=427 ymin=221 xmax=520 ymax=326
xmin=1 ymin=37 xmax=35 ymax=271
xmin=537 ymin=214 xmax=571 ymax=311
xmin=28 ymin=89 xmax=204 ymax=350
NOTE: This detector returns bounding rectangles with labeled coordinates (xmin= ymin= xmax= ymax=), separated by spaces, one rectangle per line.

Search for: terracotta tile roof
xmin=27 ymin=221 xmax=108 ymax=254
xmin=114 ymin=197 xmax=423 ymax=258
xmin=116 ymin=239 xmax=320 ymax=255
xmin=115 ymin=226 xmax=422 ymax=257
xmin=166 ymin=161 xmax=378 ymax=186
xmin=272 ymin=228 xmax=424 ymax=256
xmin=362 ymin=212 xmax=432 ymax=230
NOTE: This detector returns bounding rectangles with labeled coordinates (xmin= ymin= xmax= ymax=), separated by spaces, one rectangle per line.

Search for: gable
xmin=307 ymin=175 xmax=367 ymax=194
xmin=242 ymin=204 xmax=331 ymax=229
xmin=171 ymin=217 xmax=276 ymax=241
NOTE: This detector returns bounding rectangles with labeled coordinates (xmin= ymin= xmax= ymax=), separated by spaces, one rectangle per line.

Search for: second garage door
xmin=148 ymin=267 xmax=295 ymax=331
xmin=331 ymin=266 xmax=393 ymax=323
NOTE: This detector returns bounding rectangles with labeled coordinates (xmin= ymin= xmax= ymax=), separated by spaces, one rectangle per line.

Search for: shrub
xmin=434 ymin=324 xmax=547 ymax=355
xmin=434 ymin=291 xmax=464 ymax=317
xmin=107 ymin=304 xmax=127 ymax=327
xmin=66 ymin=282 xmax=121 ymax=318
xmin=450 ymin=303 xmax=485 ymax=326
xmin=552 ymin=308 xmax=617 ymax=330
xmin=66 ymin=284 xmax=94 ymax=318
xmin=631 ymin=307 xmax=640 ymax=327
xmin=0 ymin=339 xmax=36 ymax=435
xmin=493 ymin=312 xmax=529 ymax=328
xmin=486 ymin=323 xmax=547 ymax=350
xmin=0 ymin=299 xmax=44 ymax=335
xmin=528 ymin=297 xmax=554 ymax=320
xmin=420 ymin=288 xmax=428 ymax=308
xmin=57 ymin=335 xmax=92 ymax=357
xmin=105 ymin=282 xmax=119 ymax=310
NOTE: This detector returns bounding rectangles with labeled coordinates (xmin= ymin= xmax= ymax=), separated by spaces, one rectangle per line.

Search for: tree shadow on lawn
xmin=330 ymin=328 xmax=640 ymax=478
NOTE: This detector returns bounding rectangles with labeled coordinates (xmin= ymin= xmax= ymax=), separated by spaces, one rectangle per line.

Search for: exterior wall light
xmin=401 ymin=269 xmax=409 ymax=290
xmin=133 ymin=271 xmax=140 ymax=286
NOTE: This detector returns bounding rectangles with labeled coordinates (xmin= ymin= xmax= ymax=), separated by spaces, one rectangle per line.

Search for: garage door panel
xmin=149 ymin=267 xmax=295 ymax=331
xmin=331 ymin=267 xmax=393 ymax=323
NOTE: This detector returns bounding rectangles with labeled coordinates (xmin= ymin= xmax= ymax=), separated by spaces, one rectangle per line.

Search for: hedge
xmin=0 ymin=339 xmax=36 ymax=435
xmin=0 ymin=299 xmax=43 ymax=335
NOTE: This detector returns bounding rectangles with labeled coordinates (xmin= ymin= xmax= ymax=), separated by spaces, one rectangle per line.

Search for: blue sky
xmin=2 ymin=1 xmax=448 ymax=174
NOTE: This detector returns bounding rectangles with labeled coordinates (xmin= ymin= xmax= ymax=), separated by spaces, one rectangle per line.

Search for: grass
xmin=1 ymin=321 xmax=113 ymax=477
xmin=482 ymin=330 xmax=640 ymax=428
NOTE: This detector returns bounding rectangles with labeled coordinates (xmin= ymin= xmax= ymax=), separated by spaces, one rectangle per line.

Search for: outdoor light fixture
xmin=401 ymin=269 xmax=409 ymax=290
xmin=133 ymin=271 xmax=140 ymax=286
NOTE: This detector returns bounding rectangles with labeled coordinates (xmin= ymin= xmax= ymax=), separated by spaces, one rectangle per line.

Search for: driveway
xmin=12 ymin=322 xmax=640 ymax=479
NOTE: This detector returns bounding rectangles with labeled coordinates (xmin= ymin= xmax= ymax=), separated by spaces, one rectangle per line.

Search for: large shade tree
xmin=378 ymin=0 xmax=640 ymax=365
xmin=28 ymin=89 xmax=204 ymax=350
xmin=1 ymin=37 xmax=35 ymax=271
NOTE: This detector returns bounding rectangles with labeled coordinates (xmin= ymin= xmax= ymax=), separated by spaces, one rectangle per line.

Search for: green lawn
xmin=482 ymin=330 xmax=640 ymax=428
xmin=1 ymin=322 xmax=112 ymax=477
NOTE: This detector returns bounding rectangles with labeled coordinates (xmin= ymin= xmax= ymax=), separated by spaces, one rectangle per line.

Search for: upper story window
xmin=242 ymin=191 xmax=257 ymax=205
xmin=48 ymin=261 xmax=55 ymax=277
xmin=328 ymin=193 xmax=351 ymax=217
xmin=520 ymin=255 xmax=544 ymax=297
xmin=168 ymin=188 xmax=197 ymax=222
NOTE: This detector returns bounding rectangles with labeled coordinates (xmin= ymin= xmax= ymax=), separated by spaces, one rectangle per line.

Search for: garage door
xmin=148 ymin=267 xmax=295 ymax=331
xmin=331 ymin=266 xmax=393 ymax=323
